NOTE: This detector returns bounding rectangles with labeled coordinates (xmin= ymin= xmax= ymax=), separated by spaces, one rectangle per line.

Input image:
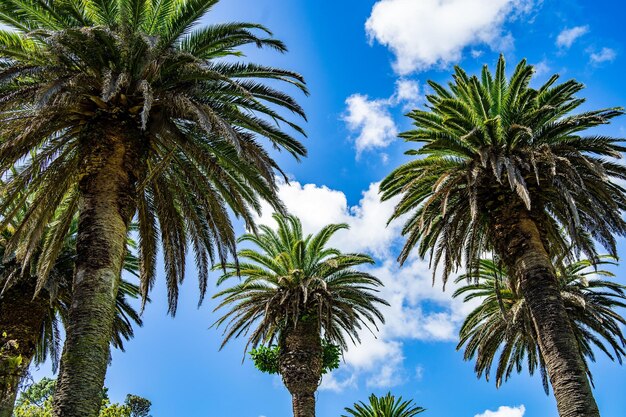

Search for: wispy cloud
xmin=556 ymin=25 xmax=589 ymax=48
xmin=589 ymin=47 xmax=617 ymax=64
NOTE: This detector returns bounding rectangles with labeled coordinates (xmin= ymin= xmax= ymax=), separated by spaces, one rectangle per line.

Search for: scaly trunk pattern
xmin=278 ymin=319 xmax=323 ymax=417
xmin=0 ymin=278 xmax=48 ymax=417
xmin=53 ymin=131 xmax=138 ymax=417
xmin=492 ymin=208 xmax=600 ymax=417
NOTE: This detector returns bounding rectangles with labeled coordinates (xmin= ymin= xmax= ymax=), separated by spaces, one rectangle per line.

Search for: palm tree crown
xmin=342 ymin=393 xmax=425 ymax=417
xmin=0 ymin=0 xmax=308 ymax=312
xmin=454 ymin=257 xmax=626 ymax=393
xmin=213 ymin=213 xmax=388 ymax=352
xmin=381 ymin=55 xmax=626 ymax=279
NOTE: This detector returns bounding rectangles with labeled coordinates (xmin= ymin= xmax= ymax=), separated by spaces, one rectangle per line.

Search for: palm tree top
xmin=0 ymin=0 xmax=308 ymax=313
xmin=213 ymin=213 xmax=388 ymax=353
xmin=342 ymin=392 xmax=426 ymax=417
xmin=380 ymin=55 xmax=626 ymax=282
xmin=454 ymin=256 xmax=626 ymax=392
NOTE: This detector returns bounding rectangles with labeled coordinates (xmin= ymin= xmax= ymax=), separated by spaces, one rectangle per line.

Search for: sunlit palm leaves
xmin=342 ymin=393 xmax=425 ymax=417
xmin=213 ymin=214 xmax=388 ymax=352
xmin=380 ymin=55 xmax=626 ymax=282
xmin=0 ymin=0 xmax=307 ymax=313
xmin=454 ymin=257 xmax=626 ymax=393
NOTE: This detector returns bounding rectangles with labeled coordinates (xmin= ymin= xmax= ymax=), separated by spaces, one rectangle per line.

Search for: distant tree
xmin=343 ymin=393 xmax=425 ymax=417
xmin=454 ymin=256 xmax=626 ymax=392
xmin=214 ymin=214 xmax=388 ymax=417
xmin=13 ymin=379 xmax=151 ymax=417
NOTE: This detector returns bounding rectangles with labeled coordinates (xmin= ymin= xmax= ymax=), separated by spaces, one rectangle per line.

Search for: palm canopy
xmin=0 ymin=0 xmax=307 ymax=313
xmin=454 ymin=257 xmax=626 ymax=393
xmin=213 ymin=213 xmax=388 ymax=353
xmin=0 ymin=215 xmax=143 ymax=369
xmin=342 ymin=393 xmax=425 ymax=417
xmin=380 ymin=55 xmax=626 ymax=282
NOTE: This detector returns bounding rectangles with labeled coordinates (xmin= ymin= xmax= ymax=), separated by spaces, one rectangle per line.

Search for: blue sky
xmin=33 ymin=1 xmax=626 ymax=416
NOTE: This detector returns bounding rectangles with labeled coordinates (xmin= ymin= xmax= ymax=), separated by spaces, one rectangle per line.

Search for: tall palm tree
xmin=342 ymin=393 xmax=425 ymax=417
xmin=454 ymin=257 xmax=626 ymax=393
xmin=380 ymin=55 xmax=626 ymax=417
xmin=0 ymin=0 xmax=306 ymax=415
xmin=0 ymin=217 xmax=144 ymax=417
xmin=214 ymin=214 xmax=388 ymax=417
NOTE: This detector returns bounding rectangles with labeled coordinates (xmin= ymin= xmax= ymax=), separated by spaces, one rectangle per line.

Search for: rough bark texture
xmin=53 ymin=130 xmax=138 ymax=417
xmin=492 ymin=209 xmax=600 ymax=417
xmin=278 ymin=319 xmax=322 ymax=417
xmin=0 ymin=279 xmax=47 ymax=417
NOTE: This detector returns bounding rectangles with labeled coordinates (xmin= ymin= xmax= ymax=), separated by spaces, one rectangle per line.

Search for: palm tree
xmin=342 ymin=393 xmax=425 ymax=417
xmin=0 ymin=217 xmax=144 ymax=417
xmin=454 ymin=257 xmax=626 ymax=393
xmin=0 ymin=0 xmax=306 ymax=415
xmin=380 ymin=55 xmax=626 ymax=417
xmin=214 ymin=214 xmax=388 ymax=417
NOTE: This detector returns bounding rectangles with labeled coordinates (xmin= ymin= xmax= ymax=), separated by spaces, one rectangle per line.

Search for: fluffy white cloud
xmin=589 ymin=47 xmax=617 ymax=64
xmin=343 ymin=94 xmax=398 ymax=156
xmin=365 ymin=0 xmax=535 ymax=74
xmin=343 ymin=79 xmax=420 ymax=156
xmin=556 ymin=25 xmax=589 ymax=48
xmin=256 ymin=180 xmax=479 ymax=390
xmin=393 ymin=79 xmax=420 ymax=107
xmin=475 ymin=405 xmax=526 ymax=417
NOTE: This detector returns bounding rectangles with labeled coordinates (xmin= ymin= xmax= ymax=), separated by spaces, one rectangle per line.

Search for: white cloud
xmin=475 ymin=405 xmax=526 ymax=417
xmin=393 ymin=79 xmax=420 ymax=107
xmin=365 ymin=0 xmax=535 ymax=74
xmin=556 ymin=26 xmax=589 ymax=48
xmin=343 ymin=79 xmax=420 ymax=156
xmin=471 ymin=49 xmax=485 ymax=59
xmin=255 ymin=180 xmax=480 ymax=391
xmin=343 ymin=94 xmax=398 ymax=156
xmin=589 ymin=47 xmax=617 ymax=64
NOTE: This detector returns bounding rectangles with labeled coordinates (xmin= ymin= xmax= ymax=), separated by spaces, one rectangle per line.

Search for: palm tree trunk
xmin=52 ymin=136 xmax=137 ymax=417
xmin=278 ymin=319 xmax=323 ymax=417
xmin=0 ymin=279 xmax=47 ymax=417
xmin=493 ymin=210 xmax=600 ymax=417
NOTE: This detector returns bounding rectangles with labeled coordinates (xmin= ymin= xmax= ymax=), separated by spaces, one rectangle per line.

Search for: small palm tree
xmin=0 ymin=0 xmax=306 ymax=415
xmin=214 ymin=214 xmax=388 ymax=417
xmin=342 ymin=393 xmax=425 ymax=417
xmin=454 ymin=257 xmax=626 ymax=393
xmin=381 ymin=56 xmax=625 ymax=417
xmin=0 ymin=218 xmax=143 ymax=417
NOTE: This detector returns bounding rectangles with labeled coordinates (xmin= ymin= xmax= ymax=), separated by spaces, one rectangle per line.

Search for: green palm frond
xmin=454 ymin=256 xmax=626 ymax=393
xmin=343 ymin=393 xmax=426 ymax=417
xmin=213 ymin=213 xmax=388 ymax=353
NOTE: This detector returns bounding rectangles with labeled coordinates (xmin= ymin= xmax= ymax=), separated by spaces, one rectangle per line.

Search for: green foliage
xmin=250 ymin=341 xmax=342 ymax=375
xmin=454 ymin=256 xmax=626 ymax=393
xmin=380 ymin=55 xmax=626 ymax=282
xmin=125 ymin=394 xmax=152 ymax=417
xmin=0 ymin=0 xmax=307 ymax=316
xmin=343 ymin=393 xmax=425 ymax=417
xmin=250 ymin=345 xmax=280 ymax=374
xmin=214 ymin=213 xmax=388 ymax=353
xmin=13 ymin=379 xmax=151 ymax=417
